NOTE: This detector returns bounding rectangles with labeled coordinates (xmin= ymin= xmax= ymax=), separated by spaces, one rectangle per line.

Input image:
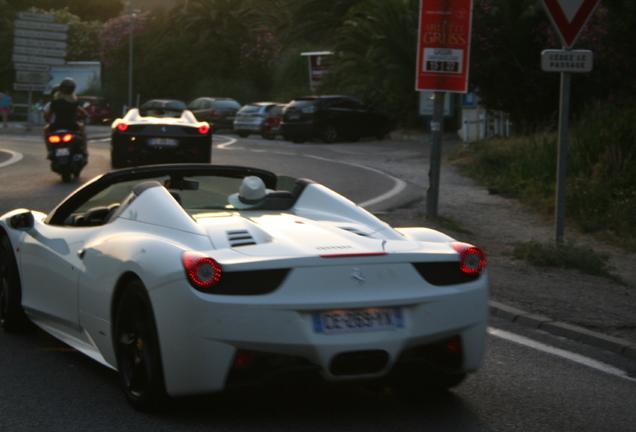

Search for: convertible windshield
xmin=75 ymin=175 xmax=248 ymax=215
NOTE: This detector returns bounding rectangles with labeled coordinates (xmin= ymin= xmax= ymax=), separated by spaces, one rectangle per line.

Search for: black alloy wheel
xmin=0 ymin=236 xmax=31 ymax=332
xmin=114 ymin=280 xmax=168 ymax=411
xmin=321 ymin=125 xmax=339 ymax=144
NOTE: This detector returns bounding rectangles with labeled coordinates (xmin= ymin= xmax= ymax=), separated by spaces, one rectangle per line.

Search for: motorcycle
xmin=47 ymin=129 xmax=87 ymax=182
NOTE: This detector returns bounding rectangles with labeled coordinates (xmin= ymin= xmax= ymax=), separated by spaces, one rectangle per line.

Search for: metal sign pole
xmin=555 ymin=69 xmax=571 ymax=245
xmin=426 ymin=91 xmax=446 ymax=219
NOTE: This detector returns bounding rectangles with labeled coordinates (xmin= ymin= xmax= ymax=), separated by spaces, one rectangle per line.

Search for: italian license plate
xmin=55 ymin=147 xmax=70 ymax=156
xmin=148 ymin=138 xmax=178 ymax=146
xmin=313 ymin=308 xmax=404 ymax=335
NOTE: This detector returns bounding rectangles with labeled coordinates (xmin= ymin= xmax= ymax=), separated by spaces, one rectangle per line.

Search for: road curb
xmin=489 ymin=300 xmax=636 ymax=361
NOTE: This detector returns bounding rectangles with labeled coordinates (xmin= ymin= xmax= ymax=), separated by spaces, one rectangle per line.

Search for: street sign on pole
xmin=17 ymin=12 xmax=55 ymax=22
xmin=14 ymin=29 xmax=68 ymax=41
xmin=540 ymin=1 xmax=600 ymax=245
xmin=416 ymin=0 xmax=473 ymax=93
xmin=15 ymin=19 xmax=69 ymax=33
xmin=14 ymin=63 xmax=51 ymax=72
xmin=415 ymin=0 xmax=473 ymax=220
xmin=14 ymin=46 xmax=66 ymax=58
xmin=15 ymin=37 xmax=67 ymax=50
xmin=12 ymin=54 xmax=65 ymax=66
xmin=13 ymin=83 xmax=51 ymax=92
xmin=540 ymin=0 xmax=602 ymax=49
xmin=16 ymin=71 xmax=53 ymax=84
xmin=541 ymin=49 xmax=593 ymax=73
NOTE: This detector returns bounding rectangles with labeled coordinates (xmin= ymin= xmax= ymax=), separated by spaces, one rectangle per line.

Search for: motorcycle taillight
xmin=48 ymin=135 xmax=61 ymax=144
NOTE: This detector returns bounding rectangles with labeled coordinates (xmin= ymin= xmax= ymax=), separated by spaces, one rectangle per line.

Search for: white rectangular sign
xmin=15 ymin=37 xmax=67 ymax=50
xmin=541 ymin=49 xmax=593 ymax=73
xmin=12 ymin=54 xmax=65 ymax=66
xmin=15 ymin=19 xmax=69 ymax=32
xmin=13 ymin=83 xmax=51 ymax=92
xmin=17 ymin=12 xmax=55 ymax=22
xmin=13 ymin=45 xmax=66 ymax=58
xmin=14 ymin=63 xmax=51 ymax=72
xmin=16 ymin=70 xmax=53 ymax=84
xmin=14 ymin=29 xmax=68 ymax=41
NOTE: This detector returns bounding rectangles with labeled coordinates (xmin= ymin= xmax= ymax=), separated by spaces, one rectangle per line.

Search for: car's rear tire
xmin=321 ymin=125 xmax=338 ymax=143
xmin=0 ymin=236 xmax=32 ymax=333
xmin=114 ymin=280 xmax=169 ymax=411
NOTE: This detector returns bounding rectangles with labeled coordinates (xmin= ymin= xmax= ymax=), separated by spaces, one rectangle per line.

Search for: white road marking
xmin=0 ymin=150 xmax=23 ymax=168
xmin=488 ymin=327 xmax=636 ymax=382
xmin=214 ymin=135 xmax=406 ymax=207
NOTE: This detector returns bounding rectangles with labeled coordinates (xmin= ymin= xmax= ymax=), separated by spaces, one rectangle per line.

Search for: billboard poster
xmin=301 ymin=51 xmax=335 ymax=91
xmin=416 ymin=0 xmax=473 ymax=93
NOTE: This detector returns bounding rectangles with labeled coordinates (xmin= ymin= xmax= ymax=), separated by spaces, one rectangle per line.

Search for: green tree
xmin=7 ymin=0 xmax=123 ymax=22
xmin=318 ymin=0 xmax=420 ymax=125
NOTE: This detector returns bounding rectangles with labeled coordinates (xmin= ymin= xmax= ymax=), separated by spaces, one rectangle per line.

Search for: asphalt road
xmin=0 ymin=132 xmax=635 ymax=431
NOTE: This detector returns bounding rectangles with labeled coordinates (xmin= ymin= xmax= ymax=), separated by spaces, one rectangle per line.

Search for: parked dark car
xmin=280 ymin=95 xmax=390 ymax=144
xmin=187 ymin=97 xmax=242 ymax=132
xmin=78 ymin=96 xmax=113 ymax=124
xmin=261 ymin=103 xmax=286 ymax=140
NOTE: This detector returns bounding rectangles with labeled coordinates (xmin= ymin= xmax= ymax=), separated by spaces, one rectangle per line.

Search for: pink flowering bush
xmin=239 ymin=30 xmax=280 ymax=72
xmin=99 ymin=12 xmax=150 ymax=70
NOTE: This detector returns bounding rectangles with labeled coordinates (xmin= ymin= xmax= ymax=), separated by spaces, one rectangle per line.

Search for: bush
xmin=450 ymin=104 xmax=636 ymax=249
xmin=513 ymin=240 xmax=620 ymax=282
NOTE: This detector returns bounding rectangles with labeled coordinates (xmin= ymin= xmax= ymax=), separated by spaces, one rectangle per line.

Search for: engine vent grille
xmin=227 ymin=230 xmax=257 ymax=247
xmin=339 ymin=226 xmax=370 ymax=237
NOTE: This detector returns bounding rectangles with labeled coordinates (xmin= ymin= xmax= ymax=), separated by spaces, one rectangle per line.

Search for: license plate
xmin=148 ymin=138 xmax=178 ymax=146
xmin=55 ymin=147 xmax=70 ymax=156
xmin=313 ymin=308 xmax=404 ymax=335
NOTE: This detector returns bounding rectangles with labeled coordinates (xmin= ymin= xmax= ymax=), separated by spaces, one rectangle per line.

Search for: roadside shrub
xmin=513 ymin=240 xmax=620 ymax=282
xmin=451 ymin=104 xmax=636 ymax=249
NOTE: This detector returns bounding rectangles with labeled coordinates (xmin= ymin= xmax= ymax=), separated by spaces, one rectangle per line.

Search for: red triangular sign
xmin=541 ymin=0 xmax=602 ymax=48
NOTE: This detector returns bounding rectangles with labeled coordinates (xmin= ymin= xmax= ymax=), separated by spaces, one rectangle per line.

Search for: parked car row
xmin=105 ymin=94 xmax=390 ymax=169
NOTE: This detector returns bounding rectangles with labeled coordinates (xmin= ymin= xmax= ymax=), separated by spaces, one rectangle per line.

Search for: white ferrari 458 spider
xmin=0 ymin=164 xmax=488 ymax=410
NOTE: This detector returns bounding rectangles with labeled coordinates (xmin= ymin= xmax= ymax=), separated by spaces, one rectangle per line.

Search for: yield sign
xmin=540 ymin=0 xmax=602 ymax=48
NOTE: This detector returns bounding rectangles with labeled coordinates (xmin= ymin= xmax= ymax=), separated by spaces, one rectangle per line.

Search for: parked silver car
xmin=233 ymin=102 xmax=279 ymax=137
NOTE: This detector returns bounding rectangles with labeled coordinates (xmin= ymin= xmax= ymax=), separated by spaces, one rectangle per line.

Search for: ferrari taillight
xmin=117 ymin=123 xmax=128 ymax=131
xmin=451 ymin=242 xmax=486 ymax=275
xmin=198 ymin=125 xmax=209 ymax=134
xmin=182 ymin=251 xmax=222 ymax=291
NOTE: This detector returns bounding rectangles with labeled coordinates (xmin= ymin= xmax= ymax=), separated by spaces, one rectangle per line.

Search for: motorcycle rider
xmin=43 ymin=78 xmax=88 ymax=156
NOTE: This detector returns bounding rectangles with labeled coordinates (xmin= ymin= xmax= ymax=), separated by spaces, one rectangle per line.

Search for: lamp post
xmin=127 ymin=2 xmax=139 ymax=110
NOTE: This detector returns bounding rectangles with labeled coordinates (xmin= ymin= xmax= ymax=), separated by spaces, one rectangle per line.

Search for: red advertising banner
xmin=416 ymin=0 xmax=473 ymax=93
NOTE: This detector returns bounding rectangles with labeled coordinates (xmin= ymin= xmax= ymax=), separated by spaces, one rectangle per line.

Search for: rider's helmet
xmin=59 ymin=77 xmax=76 ymax=95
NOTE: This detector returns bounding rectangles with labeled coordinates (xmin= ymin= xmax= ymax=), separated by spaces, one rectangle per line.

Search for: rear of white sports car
xmin=148 ymin=209 xmax=489 ymax=397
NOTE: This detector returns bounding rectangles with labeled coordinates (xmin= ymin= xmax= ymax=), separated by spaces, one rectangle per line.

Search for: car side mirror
xmin=10 ymin=211 xmax=34 ymax=231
